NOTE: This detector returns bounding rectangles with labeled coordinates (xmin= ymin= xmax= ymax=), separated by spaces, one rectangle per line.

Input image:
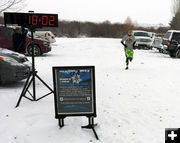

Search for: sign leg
xmin=92 ymin=127 xmax=99 ymax=140
xmin=82 ymin=117 xmax=99 ymax=140
xmin=59 ymin=118 xmax=64 ymax=128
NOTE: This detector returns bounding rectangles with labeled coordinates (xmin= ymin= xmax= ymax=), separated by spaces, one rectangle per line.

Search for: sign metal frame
xmin=53 ymin=66 xmax=97 ymax=119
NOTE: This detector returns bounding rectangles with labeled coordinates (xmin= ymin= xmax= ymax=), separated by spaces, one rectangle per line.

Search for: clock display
xmin=28 ymin=15 xmax=57 ymax=26
xmin=4 ymin=12 xmax=58 ymax=28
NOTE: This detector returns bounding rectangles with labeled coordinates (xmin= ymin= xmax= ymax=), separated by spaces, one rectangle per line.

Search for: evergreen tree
xmin=170 ymin=11 xmax=180 ymax=29
xmin=170 ymin=0 xmax=180 ymax=29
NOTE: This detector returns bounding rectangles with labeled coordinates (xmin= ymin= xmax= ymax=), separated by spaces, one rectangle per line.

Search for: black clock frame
xmin=4 ymin=12 xmax=58 ymax=29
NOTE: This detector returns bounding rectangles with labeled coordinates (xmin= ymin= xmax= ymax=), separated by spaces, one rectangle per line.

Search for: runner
xmin=121 ymin=30 xmax=136 ymax=70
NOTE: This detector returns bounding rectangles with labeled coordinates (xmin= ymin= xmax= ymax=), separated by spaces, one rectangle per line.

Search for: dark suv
xmin=162 ymin=30 xmax=180 ymax=58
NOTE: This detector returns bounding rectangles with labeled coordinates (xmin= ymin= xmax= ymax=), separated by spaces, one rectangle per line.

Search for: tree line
xmin=0 ymin=15 xmax=169 ymax=38
xmin=40 ymin=20 xmax=169 ymax=38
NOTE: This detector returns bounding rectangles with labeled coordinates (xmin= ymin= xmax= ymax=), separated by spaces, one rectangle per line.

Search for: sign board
xmin=4 ymin=12 xmax=58 ymax=28
xmin=53 ymin=66 xmax=96 ymax=118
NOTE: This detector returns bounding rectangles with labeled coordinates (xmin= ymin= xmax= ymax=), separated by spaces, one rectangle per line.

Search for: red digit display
xmin=29 ymin=15 xmax=31 ymax=25
xmin=49 ymin=16 xmax=55 ymax=26
xmin=42 ymin=16 xmax=48 ymax=25
xmin=27 ymin=13 xmax=58 ymax=27
xmin=32 ymin=15 xmax=38 ymax=25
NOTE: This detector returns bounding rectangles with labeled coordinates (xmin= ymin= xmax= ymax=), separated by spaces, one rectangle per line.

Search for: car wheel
xmin=175 ymin=49 xmax=180 ymax=58
xmin=169 ymin=51 xmax=176 ymax=57
xmin=27 ymin=44 xmax=41 ymax=56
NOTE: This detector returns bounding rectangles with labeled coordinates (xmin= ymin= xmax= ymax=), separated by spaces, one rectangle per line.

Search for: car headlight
xmin=147 ymin=39 xmax=152 ymax=42
xmin=136 ymin=39 xmax=140 ymax=42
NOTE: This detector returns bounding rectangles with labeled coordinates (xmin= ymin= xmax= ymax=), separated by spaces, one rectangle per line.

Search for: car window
xmin=172 ymin=32 xmax=180 ymax=43
xmin=133 ymin=32 xmax=150 ymax=37
xmin=164 ymin=32 xmax=171 ymax=39
xmin=4 ymin=28 xmax=13 ymax=37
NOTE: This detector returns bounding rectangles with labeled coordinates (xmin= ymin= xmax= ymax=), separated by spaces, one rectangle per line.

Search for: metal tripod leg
xmin=15 ymin=73 xmax=33 ymax=107
xmin=35 ymin=74 xmax=54 ymax=101
xmin=35 ymin=74 xmax=54 ymax=92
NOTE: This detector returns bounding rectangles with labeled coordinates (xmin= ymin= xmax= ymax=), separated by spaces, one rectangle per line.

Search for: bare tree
xmin=124 ymin=16 xmax=133 ymax=26
xmin=123 ymin=16 xmax=134 ymax=31
xmin=0 ymin=0 xmax=26 ymax=14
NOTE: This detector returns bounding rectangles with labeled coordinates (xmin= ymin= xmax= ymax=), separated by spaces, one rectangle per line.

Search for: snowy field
xmin=1 ymin=38 xmax=180 ymax=143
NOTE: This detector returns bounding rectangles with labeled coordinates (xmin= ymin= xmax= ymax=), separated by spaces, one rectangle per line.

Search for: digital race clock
xmin=28 ymin=14 xmax=56 ymax=26
xmin=4 ymin=12 xmax=58 ymax=28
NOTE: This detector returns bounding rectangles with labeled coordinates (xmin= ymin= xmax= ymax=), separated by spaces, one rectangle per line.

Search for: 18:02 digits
xmin=29 ymin=15 xmax=55 ymax=26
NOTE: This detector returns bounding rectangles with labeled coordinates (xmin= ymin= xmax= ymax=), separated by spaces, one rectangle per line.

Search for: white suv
xmin=132 ymin=30 xmax=153 ymax=50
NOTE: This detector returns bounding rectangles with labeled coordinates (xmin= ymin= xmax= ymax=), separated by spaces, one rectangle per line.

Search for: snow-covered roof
xmin=132 ymin=30 xmax=149 ymax=33
xmin=167 ymin=30 xmax=180 ymax=33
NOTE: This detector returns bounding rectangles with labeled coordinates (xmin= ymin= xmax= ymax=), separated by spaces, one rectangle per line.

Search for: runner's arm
xmin=121 ymin=40 xmax=127 ymax=48
xmin=133 ymin=41 xmax=136 ymax=49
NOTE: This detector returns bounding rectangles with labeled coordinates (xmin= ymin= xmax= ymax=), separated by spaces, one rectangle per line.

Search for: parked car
xmin=162 ymin=30 xmax=180 ymax=58
xmin=149 ymin=32 xmax=156 ymax=41
xmin=33 ymin=31 xmax=56 ymax=43
xmin=0 ymin=48 xmax=32 ymax=84
xmin=152 ymin=36 xmax=163 ymax=52
xmin=132 ymin=30 xmax=153 ymax=50
xmin=0 ymin=26 xmax=51 ymax=56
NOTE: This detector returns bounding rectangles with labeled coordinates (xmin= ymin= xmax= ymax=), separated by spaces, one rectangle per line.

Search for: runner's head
xmin=127 ymin=30 xmax=132 ymax=36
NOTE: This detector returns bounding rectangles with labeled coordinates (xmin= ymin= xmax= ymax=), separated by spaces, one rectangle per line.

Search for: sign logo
xmin=165 ymin=128 xmax=180 ymax=143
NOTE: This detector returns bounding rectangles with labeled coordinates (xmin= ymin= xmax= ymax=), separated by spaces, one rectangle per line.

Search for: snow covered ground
xmin=1 ymin=38 xmax=180 ymax=143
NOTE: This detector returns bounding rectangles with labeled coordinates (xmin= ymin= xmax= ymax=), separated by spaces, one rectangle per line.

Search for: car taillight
xmin=168 ymin=42 xmax=170 ymax=46
xmin=52 ymin=36 xmax=54 ymax=39
xmin=0 ymin=57 xmax=5 ymax=61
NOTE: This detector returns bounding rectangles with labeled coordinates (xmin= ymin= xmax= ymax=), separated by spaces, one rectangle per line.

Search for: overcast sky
xmin=24 ymin=0 xmax=172 ymax=26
